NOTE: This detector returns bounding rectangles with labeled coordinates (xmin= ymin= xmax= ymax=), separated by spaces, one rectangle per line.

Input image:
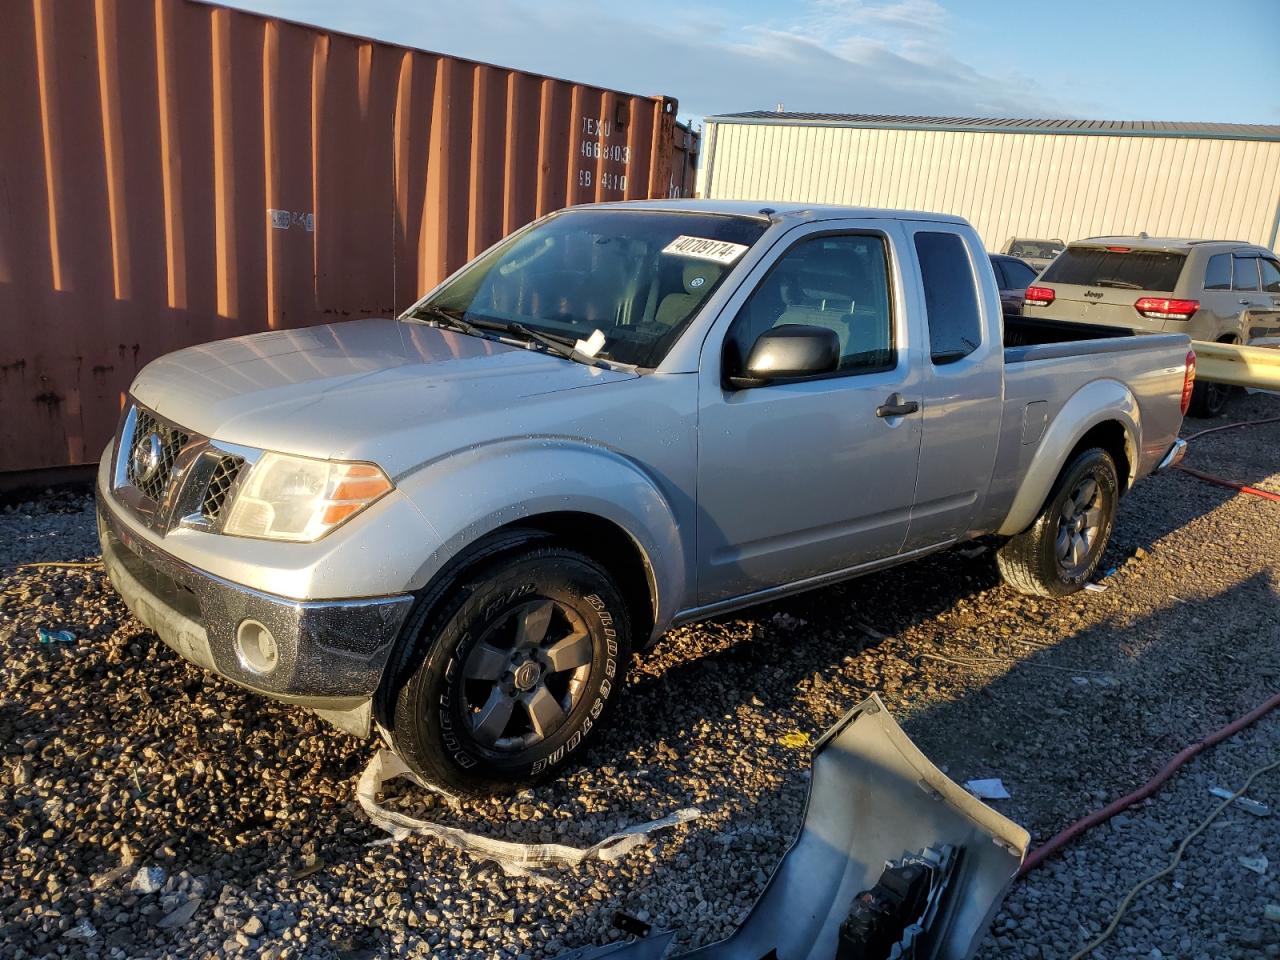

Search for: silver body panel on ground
xmin=96 ymin=200 xmax=1189 ymax=733
xmin=553 ymin=695 xmax=1030 ymax=960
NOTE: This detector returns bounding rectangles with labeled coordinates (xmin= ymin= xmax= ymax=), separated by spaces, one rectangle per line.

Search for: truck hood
xmin=130 ymin=318 xmax=637 ymax=471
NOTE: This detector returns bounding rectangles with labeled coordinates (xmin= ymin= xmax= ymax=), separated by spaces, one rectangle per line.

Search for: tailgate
xmin=1027 ymin=246 xmax=1187 ymax=332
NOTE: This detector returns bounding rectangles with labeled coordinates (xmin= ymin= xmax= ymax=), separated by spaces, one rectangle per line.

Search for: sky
xmin=220 ymin=0 xmax=1280 ymax=127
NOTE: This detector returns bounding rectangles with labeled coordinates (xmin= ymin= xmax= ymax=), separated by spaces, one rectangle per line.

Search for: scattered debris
xmin=611 ymin=911 xmax=652 ymax=937
xmin=957 ymin=545 xmax=987 ymax=559
xmin=769 ymin=612 xmax=807 ymax=631
xmin=1083 ymin=582 xmax=1108 ymax=593
xmin=63 ymin=920 xmax=97 ymax=941
xmin=131 ymin=865 xmax=165 ymax=894
xmin=1209 ymin=785 xmax=1270 ymax=817
xmin=850 ymin=617 xmax=887 ymax=640
xmin=291 ymin=854 xmax=325 ymax=880
xmin=964 ymin=778 xmax=1011 ymax=800
xmin=156 ymin=898 xmax=201 ymax=929
xmin=1239 ymin=855 xmax=1269 ymax=875
xmin=36 ymin=627 xmax=76 ymax=644
xmin=778 ymin=731 xmax=811 ymax=750
xmin=357 ymin=750 xmax=700 ymax=878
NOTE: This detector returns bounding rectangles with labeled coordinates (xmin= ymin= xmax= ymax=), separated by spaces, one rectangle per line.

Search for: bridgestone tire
xmin=997 ymin=448 xmax=1118 ymax=598
xmin=388 ymin=546 xmax=630 ymax=797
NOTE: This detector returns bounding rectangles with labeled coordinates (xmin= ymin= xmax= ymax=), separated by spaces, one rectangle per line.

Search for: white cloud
xmin=216 ymin=0 xmax=1072 ymax=121
xmin=805 ymin=0 xmax=950 ymax=38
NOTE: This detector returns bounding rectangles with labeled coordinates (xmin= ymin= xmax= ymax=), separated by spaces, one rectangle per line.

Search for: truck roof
xmin=586 ymin=197 xmax=972 ymax=226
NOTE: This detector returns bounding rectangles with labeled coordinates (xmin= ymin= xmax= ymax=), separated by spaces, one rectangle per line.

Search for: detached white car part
xmin=558 ymin=695 xmax=1029 ymax=960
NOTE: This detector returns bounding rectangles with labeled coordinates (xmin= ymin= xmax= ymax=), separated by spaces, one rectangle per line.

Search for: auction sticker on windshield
xmin=662 ymin=235 xmax=750 ymax=264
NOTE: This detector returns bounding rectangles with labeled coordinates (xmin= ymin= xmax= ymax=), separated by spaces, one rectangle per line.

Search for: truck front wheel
xmin=388 ymin=545 xmax=630 ymax=797
xmin=997 ymin=448 xmax=1118 ymax=597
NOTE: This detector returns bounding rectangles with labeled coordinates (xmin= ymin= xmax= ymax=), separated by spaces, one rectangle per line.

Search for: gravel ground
xmin=1 ymin=393 xmax=1277 ymax=960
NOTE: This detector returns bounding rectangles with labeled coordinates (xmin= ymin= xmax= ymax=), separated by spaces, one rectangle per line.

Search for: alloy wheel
xmin=459 ymin=599 xmax=593 ymax=752
xmin=1055 ymin=475 xmax=1104 ymax=576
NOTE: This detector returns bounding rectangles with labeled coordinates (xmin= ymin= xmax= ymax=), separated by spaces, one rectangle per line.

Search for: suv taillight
xmin=1135 ymin=297 xmax=1199 ymax=320
xmin=1181 ymin=350 xmax=1196 ymax=415
xmin=1025 ymin=285 xmax=1055 ymax=306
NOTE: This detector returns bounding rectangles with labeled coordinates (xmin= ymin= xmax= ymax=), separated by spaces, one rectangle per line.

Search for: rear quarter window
xmin=1203 ymin=254 xmax=1232 ymax=291
xmin=916 ymin=231 xmax=982 ymax=365
xmin=1041 ymin=247 xmax=1185 ymax=293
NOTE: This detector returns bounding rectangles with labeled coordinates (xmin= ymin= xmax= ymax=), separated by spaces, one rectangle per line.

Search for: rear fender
xmin=997 ymin=379 xmax=1139 ymax=536
xmin=396 ymin=438 xmax=688 ymax=639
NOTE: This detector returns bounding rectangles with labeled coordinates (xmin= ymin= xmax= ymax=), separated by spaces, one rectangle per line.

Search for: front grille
xmin=126 ymin=408 xmax=189 ymax=502
xmin=200 ymin=454 xmax=245 ymax=522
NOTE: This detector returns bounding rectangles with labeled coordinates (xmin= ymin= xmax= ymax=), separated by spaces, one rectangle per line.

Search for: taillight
xmin=1180 ymin=350 xmax=1196 ymax=415
xmin=1025 ymin=285 xmax=1055 ymax=306
xmin=1135 ymin=297 xmax=1199 ymax=320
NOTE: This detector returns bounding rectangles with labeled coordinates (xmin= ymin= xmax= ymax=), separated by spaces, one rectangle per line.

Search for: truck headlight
xmin=221 ymin=452 xmax=393 ymax=542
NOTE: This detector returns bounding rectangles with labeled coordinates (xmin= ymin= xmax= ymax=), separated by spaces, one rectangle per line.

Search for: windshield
xmin=408 ymin=208 xmax=768 ymax=367
xmin=1008 ymin=240 xmax=1064 ymax=259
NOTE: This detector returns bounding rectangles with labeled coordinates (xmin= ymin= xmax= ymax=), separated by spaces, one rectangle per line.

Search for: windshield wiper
xmin=410 ymin=305 xmax=608 ymax=368
xmin=410 ymin=304 xmax=488 ymax=338
xmin=479 ymin=320 xmax=609 ymax=368
xmin=504 ymin=322 xmax=590 ymax=361
xmin=1093 ymin=278 xmax=1142 ymax=289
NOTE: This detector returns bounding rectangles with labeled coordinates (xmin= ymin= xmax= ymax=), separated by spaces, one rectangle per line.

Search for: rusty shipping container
xmin=0 ymin=0 xmax=695 ymax=476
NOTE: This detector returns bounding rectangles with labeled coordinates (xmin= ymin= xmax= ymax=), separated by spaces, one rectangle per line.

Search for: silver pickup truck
xmin=97 ymin=200 xmax=1193 ymax=796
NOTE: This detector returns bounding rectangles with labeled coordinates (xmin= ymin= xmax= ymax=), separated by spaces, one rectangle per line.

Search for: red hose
xmin=1182 ymin=414 xmax=1280 ymax=442
xmin=1018 ymin=691 xmax=1280 ymax=877
xmin=1172 ymin=464 xmax=1280 ymax=502
xmin=1173 ymin=415 xmax=1280 ymax=502
xmin=1017 ymin=415 xmax=1280 ymax=879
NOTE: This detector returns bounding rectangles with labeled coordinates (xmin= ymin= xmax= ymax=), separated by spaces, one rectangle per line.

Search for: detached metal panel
xmin=0 ymin=0 xmax=686 ymax=474
xmin=699 ymin=119 xmax=1280 ymax=253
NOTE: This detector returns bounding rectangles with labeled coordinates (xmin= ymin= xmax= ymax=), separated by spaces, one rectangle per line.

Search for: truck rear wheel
xmin=997 ymin=448 xmax=1118 ymax=597
xmin=388 ymin=545 xmax=630 ymax=797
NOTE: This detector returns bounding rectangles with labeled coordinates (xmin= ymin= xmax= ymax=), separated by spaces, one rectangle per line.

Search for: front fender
xmin=997 ymin=379 xmax=1139 ymax=536
xmin=396 ymin=438 xmax=689 ymax=638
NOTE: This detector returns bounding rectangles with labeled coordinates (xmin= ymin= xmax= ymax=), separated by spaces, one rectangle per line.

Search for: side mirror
xmin=730 ymin=324 xmax=840 ymax=388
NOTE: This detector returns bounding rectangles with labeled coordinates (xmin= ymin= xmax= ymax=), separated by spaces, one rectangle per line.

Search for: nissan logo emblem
xmin=131 ymin=432 xmax=163 ymax=482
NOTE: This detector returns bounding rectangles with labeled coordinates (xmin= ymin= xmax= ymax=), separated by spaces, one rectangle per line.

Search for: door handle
xmin=876 ymin=394 xmax=920 ymax=418
xmin=1239 ymin=298 xmax=1252 ymax=305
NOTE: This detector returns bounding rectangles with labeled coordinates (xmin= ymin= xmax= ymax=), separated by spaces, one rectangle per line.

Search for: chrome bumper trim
xmin=1156 ymin=438 xmax=1187 ymax=473
xmin=97 ymin=498 xmax=414 ymax=707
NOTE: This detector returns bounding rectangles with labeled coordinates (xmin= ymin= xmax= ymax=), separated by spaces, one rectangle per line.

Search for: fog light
xmin=236 ymin=619 xmax=278 ymax=674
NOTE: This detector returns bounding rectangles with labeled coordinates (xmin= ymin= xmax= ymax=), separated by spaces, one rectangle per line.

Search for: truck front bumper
xmin=98 ymin=500 xmax=414 ymax=735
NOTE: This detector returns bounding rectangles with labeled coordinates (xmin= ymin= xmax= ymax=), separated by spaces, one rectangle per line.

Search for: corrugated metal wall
xmin=0 ymin=0 xmax=687 ymax=474
xmin=699 ymin=121 xmax=1280 ymax=252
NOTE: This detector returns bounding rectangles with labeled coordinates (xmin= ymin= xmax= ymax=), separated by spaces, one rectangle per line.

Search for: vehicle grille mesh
xmin=201 ymin=454 xmax=245 ymax=522
xmin=125 ymin=409 xmax=189 ymax=502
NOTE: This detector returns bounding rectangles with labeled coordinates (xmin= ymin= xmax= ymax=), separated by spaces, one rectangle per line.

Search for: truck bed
xmin=974 ymin=318 xmax=1191 ymax=535
xmin=1003 ymin=315 xmax=1133 ymax=351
